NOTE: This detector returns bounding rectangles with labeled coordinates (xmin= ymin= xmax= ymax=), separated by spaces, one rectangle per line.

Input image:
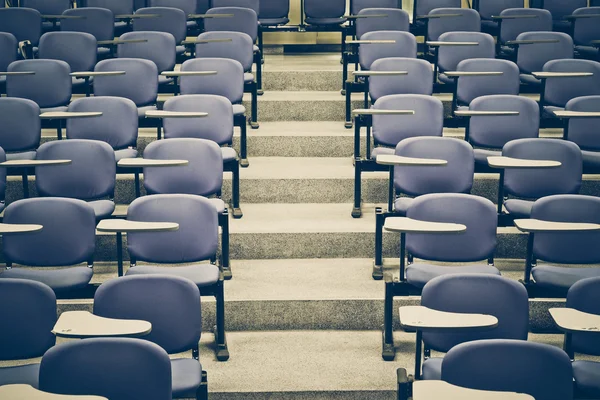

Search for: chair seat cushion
xmin=187 ymin=20 xmax=198 ymax=28
xmin=138 ymin=105 xmax=158 ymax=118
xmin=97 ymin=47 xmax=111 ymax=58
xmin=6 ymin=151 xmax=36 ymax=161
xmin=422 ymin=357 xmax=443 ymax=380
xmin=437 ymin=73 xmax=454 ymax=85
xmin=582 ymin=150 xmax=600 ymax=174
xmin=253 ymin=45 xmax=260 ymax=53
xmin=573 ymin=360 xmax=600 ymax=398
xmin=158 ymin=75 xmax=174 ymax=86
xmin=0 ymin=363 xmax=41 ymax=388
xmin=88 ymin=200 xmax=115 ymax=220
xmin=542 ymin=105 xmax=563 ymax=119
xmin=474 ymin=148 xmax=500 ymax=166
xmin=370 ymin=146 xmax=394 ymax=160
xmin=40 ymin=106 xmax=68 ymax=114
xmin=393 ymin=197 xmax=413 ymax=216
xmin=176 ymin=45 xmax=186 ymax=55
xmin=406 ymin=263 xmax=500 ymax=289
xmin=208 ymin=198 xmax=225 ymax=214
xmin=305 ymin=17 xmax=345 ymax=26
xmin=520 ymin=74 xmax=541 ymax=86
xmin=221 ymin=147 xmax=237 ymax=163
xmin=0 ymin=267 xmax=93 ymax=293
xmin=171 ymin=358 xmax=203 ymax=399
xmin=115 ymin=148 xmax=139 ymax=162
xmin=532 ymin=266 xmax=600 ymax=291
xmin=244 ymin=72 xmax=255 ymax=83
xmin=480 ymin=19 xmax=499 ymax=33
xmin=504 ymin=199 xmax=534 ymax=219
xmin=260 ymin=17 xmax=289 ymax=26
xmin=575 ymin=45 xmax=599 ymax=59
xmin=233 ymin=104 xmax=246 ymax=116
xmin=125 ymin=264 xmax=220 ymax=287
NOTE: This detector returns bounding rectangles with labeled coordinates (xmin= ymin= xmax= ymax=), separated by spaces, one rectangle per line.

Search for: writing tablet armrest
xmin=0 ymin=223 xmax=43 ymax=234
xmin=454 ymin=110 xmax=519 ymax=117
xmin=399 ymin=305 xmax=498 ymax=331
xmin=550 ymin=308 xmax=600 ymax=333
xmin=444 ymin=71 xmax=504 ymax=77
xmin=117 ymin=158 xmax=188 ymax=168
xmin=565 ymin=14 xmax=600 ymax=20
xmin=591 ymin=40 xmax=600 ymax=45
xmin=42 ymin=14 xmax=84 ymax=19
xmin=182 ymin=38 xmax=233 ymax=44
xmin=426 ymin=41 xmax=479 ymax=46
xmin=40 ymin=111 xmax=103 ymax=119
xmin=97 ymin=39 xmax=149 ymax=45
xmin=343 ymin=14 xmax=388 ymax=19
xmin=161 ymin=70 xmax=217 ymax=76
xmin=352 ymin=71 xmax=408 ymax=76
xmin=188 ymin=13 xmax=234 ymax=18
xmin=514 ymin=219 xmax=600 ymax=233
xmin=0 ymin=159 xmax=72 ymax=168
xmin=71 ymin=71 xmax=126 ymax=77
xmin=345 ymin=40 xmax=396 ymax=45
xmin=115 ymin=14 xmax=160 ymax=19
xmin=487 ymin=156 xmax=561 ymax=169
xmin=413 ymin=381 xmax=534 ymax=400
xmin=416 ymin=13 xmax=462 ymax=19
xmin=53 ymin=311 xmax=152 ymax=338
xmin=505 ymin=39 xmax=560 ymax=45
xmin=145 ymin=110 xmax=209 ymax=118
xmin=553 ymin=110 xmax=600 ymax=118
xmin=352 ymin=109 xmax=414 ymax=116
xmin=384 ymin=217 xmax=466 ymax=234
xmin=376 ymin=154 xmax=447 ymax=166
xmin=532 ymin=72 xmax=593 ymax=79
xmin=96 ymin=219 xmax=179 ymax=233
xmin=0 ymin=71 xmax=35 ymax=76
xmin=0 ymin=385 xmax=108 ymax=400
xmin=491 ymin=14 xmax=539 ymax=19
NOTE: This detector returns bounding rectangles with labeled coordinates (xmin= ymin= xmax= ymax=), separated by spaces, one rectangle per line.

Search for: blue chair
xmin=531 ymin=0 xmax=587 ymax=33
xmin=495 ymin=8 xmax=552 ymax=56
xmin=86 ymin=0 xmax=134 ymax=35
xmin=134 ymin=7 xmax=187 ymax=56
xmin=0 ymin=7 xmax=43 ymax=51
xmin=427 ymin=8 xmax=481 ymax=43
xmin=124 ymin=194 xmax=229 ymax=361
xmin=304 ymin=0 xmax=346 ymax=27
xmin=411 ymin=0 xmax=461 ymax=35
xmin=150 ymin=0 xmax=198 ymax=32
xmin=39 ymin=338 xmax=172 ymax=400
xmin=22 ymin=0 xmax=70 ymax=32
xmin=474 ymin=0 xmax=524 ymax=35
xmin=369 ymin=58 xmax=434 ymax=102
xmin=441 ymin=339 xmax=573 ymax=400
xmin=572 ymin=7 xmax=600 ymax=61
xmin=0 ymin=279 xmax=56 ymax=389
xmin=94 ymin=275 xmax=207 ymax=400
xmin=259 ymin=0 xmax=290 ymax=27
xmin=0 ymin=32 xmax=17 ymax=94
xmin=434 ymin=32 xmax=495 ymax=85
xmin=61 ymin=7 xmax=115 ymax=58
xmin=0 ymin=97 xmax=41 ymax=162
xmin=0 ymin=197 xmax=96 ymax=294
xmin=514 ymin=31 xmax=573 ymax=86
xmin=563 ymin=95 xmax=600 ymax=173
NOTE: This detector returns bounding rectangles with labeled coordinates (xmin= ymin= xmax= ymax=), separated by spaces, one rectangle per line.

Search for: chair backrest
xmin=372 ymin=94 xmax=443 ymax=148
xmin=455 ymin=59 xmax=520 ymax=106
xmin=531 ymin=195 xmax=600 ymax=264
xmin=542 ymin=59 xmax=600 ymax=108
xmin=3 ymin=197 xmax=96 ymax=266
xmin=0 ymin=278 xmax=56 ymax=361
xmin=498 ymin=8 xmax=552 ymax=43
xmin=195 ymin=31 xmax=254 ymax=72
xmin=0 ymin=97 xmax=40 ymax=154
xmin=0 ymin=32 xmax=17 ymax=74
xmin=117 ymin=31 xmax=176 ymax=74
xmin=150 ymin=0 xmax=197 ymax=15
xmin=422 ymin=274 xmax=528 ymax=353
xmin=468 ymin=95 xmax=539 ymax=149
xmin=437 ymin=32 xmax=495 ymax=74
xmin=180 ymin=57 xmax=244 ymax=103
xmin=0 ymin=7 xmax=42 ymax=46
xmin=143 ymin=138 xmax=223 ymax=197
xmin=355 ymin=8 xmax=409 ymax=39
xmin=516 ymin=31 xmax=573 ymax=75
xmin=565 ymin=95 xmax=600 ymax=152
xmin=532 ymin=0 xmax=587 ymax=21
xmin=127 ymin=193 xmax=219 ymax=263
xmin=415 ymin=0 xmax=461 ymax=17
xmin=21 ymin=0 xmax=70 ymax=15
xmin=133 ymin=7 xmax=187 ymax=44
xmin=442 ymin=339 xmax=573 ymax=400
xmin=394 ymin=137 xmax=473 ymax=196
xmin=370 ymin=58 xmax=433 ymax=101
xmin=205 ymin=6 xmax=257 ymax=42
xmin=94 ymin=58 xmax=158 ymax=107
xmin=0 ymin=147 xmax=6 ymax=202
xmin=38 ymin=32 xmax=97 ymax=73
xmin=61 ymin=8 xmax=115 ymax=42
xmin=304 ymin=0 xmax=345 ymax=19
xmin=359 ymin=31 xmax=417 ymax=70
xmin=476 ymin=0 xmax=523 ymax=20
xmin=427 ymin=8 xmax=481 ymax=41
xmin=94 ymin=275 xmax=201 ymax=354
xmin=405 ymin=193 xmax=497 ymax=262
xmin=39 ymin=338 xmax=172 ymax=400
xmin=7 ymin=59 xmax=72 ymax=109
xmin=352 ymin=0 xmax=399 ymax=15
xmin=212 ymin=0 xmax=259 ymax=14
xmin=566 ymin=277 xmax=600 ymax=356
xmin=163 ymin=94 xmax=234 ymax=145
xmin=572 ymin=7 xmax=600 ymax=46
xmin=36 ymin=139 xmax=116 ymax=201
xmin=503 ymin=138 xmax=582 ymax=199
xmin=67 ymin=96 xmax=138 ymax=150
xmin=259 ymin=0 xmax=289 ymax=19
xmin=86 ymin=0 xmax=134 ymax=15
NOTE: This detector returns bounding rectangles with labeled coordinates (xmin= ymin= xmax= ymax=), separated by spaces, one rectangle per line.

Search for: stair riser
xmin=263 ymin=71 xmax=344 ymax=92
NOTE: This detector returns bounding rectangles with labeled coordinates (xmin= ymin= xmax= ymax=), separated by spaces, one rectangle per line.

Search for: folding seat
xmin=61 ymin=7 xmax=115 ymax=58
xmin=193 ymin=32 xmax=259 ymax=129
xmin=303 ymin=0 xmax=348 ymax=60
xmin=0 ymin=279 xmax=56 ymax=388
xmin=570 ymin=7 xmax=600 ymax=61
xmin=93 ymin=275 xmax=208 ymax=399
xmin=86 ymin=0 xmax=135 ymax=35
xmin=38 ymin=31 xmax=97 ymax=94
xmin=373 ymin=137 xmax=474 ymax=279
xmin=160 ymin=95 xmax=244 ymax=211
xmin=93 ymin=58 xmax=159 ymax=125
xmin=39 ymin=338 xmax=172 ymax=400
xmin=517 ymin=194 xmax=600 ymax=294
xmin=494 ymin=8 xmax=552 ymax=57
xmin=134 ymin=7 xmax=187 ymax=56
xmin=411 ymin=0 xmax=461 ymax=36
xmin=0 ymin=197 xmax=97 ymax=294
xmin=259 ymin=0 xmax=290 ymax=27
xmin=530 ymin=0 xmax=587 ymax=33
xmin=560 ymin=96 xmax=600 ymax=173
xmin=425 ymin=8 xmax=481 ymax=43
xmin=123 ymin=194 xmax=230 ymax=360
xmin=0 ymin=32 xmax=17 ymax=94
xmin=352 ymin=94 xmax=443 ymax=217
xmin=0 ymin=7 xmax=43 ymax=55
xmin=473 ymin=0 xmax=524 ymax=35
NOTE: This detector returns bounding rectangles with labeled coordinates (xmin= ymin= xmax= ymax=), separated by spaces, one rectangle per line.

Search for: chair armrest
xmin=161 ymin=70 xmax=217 ymax=76
xmin=426 ymin=41 xmax=479 ymax=46
xmin=376 ymin=154 xmax=447 ymax=166
xmin=416 ymin=13 xmax=462 ymax=19
xmin=71 ymin=71 xmax=126 ymax=77
xmin=188 ymin=13 xmax=234 ymax=18
xmin=491 ymin=14 xmax=539 ymax=19
xmin=564 ymin=14 xmax=600 ymax=20
xmin=182 ymin=38 xmax=233 ymax=44
xmin=352 ymin=71 xmax=408 ymax=76
xmin=0 ymin=222 xmax=43 ymax=234
xmin=115 ymin=14 xmax=159 ymax=19
xmin=145 ymin=110 xmax=208 ymax=118
xmin=384 ymin=217 xmax=466 ymax=234
xmin=553 ymin=110 xmax=600 ymax=118
xmin=345 ymin=40 xmax=396 ymax=45
xmin=399 ymin=305 xmax=498 ymax=331
xmin=96 ymin=219 xmax=179 ymax=233
xmin=454 ymin=110 xmax=518 ymax=117
xmin=514 ymin=219 xmax=600 ymax=233
xmin=487 ymin=156 xmax=561 ymax=169
xmin=505 ymin=39 xmax=559 ymax=45
xmin=97 ymin=39 xmax=148 ymax=45
xmin=0 ymin=71 xmax=35 ymax=76
xmin=412 ymin=381 xmax=533 ymax=400
xmin=0 ymin=159 xmax=71 ymax=167
xmin=532 ymin=72 xmax=593 ymax=79
xmin=550 ymin=308 xmax=600 ymax=333
xmin=117 ymin=158 xmax=188 ymax=168
xmin=343 ymin=14 xmax=388 ymax=19
xmin=444 ymin=71 xmax=504 ymax=77
xmin=591 ymin=40 xmax=600 ymax=45
xmin=53 ymin=311 xmax=152 ymax=338
xmin=0 ymin=385 xmax=107 ymax=400
xmin=40 ymin=111 xmax=103 ymax=119
xmin=42 ymin=14 xmax=84 ymax=19
xmin=352 ymin=109 xmax=414 ymax=116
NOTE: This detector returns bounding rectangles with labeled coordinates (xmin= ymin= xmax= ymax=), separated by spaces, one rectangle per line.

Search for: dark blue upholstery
xmin=359 ymin=31 xmax=416 ymax=70
xmin=304 ymin=0 xmax=345 ymax=25
xmin=259 ymin=0 xmax=289 ymax=25
xmin=436 ymin=32 xmax=495 ymax=84
xmin=0 ymin=7 xmax=42 ymax=46
xmin=355 ymin=8 xmax=409 ymax=39
xmin=205 ymin=6 xmax=257 ymax=42
xmin=180 ymin=58 xmax=244 ymax=104
xmin=61 ymin=8 xmax=115 ymax=42
xmin=22 ymin=0 xmax=70 ymax=15
xmin=195 ymin=31 xmax=253 ymax=72
xmin=454 ymin=59 xmax=520 ymax=106
xmin=86 ymin=0 xmax=133 ymax=16
xmin=565 ymin=96 xmax=600 ymax=172
xmin=567 ymin=277 xmax=600 ymax=357
xmin=38 ymin=32 xmax=97 ymax=79
xmin=0 ymin=32 xmax=17 ymax=93
xmin=134 ymin=7 xmax=187 ymax=44
xmin=498 ymin=8 xmax=552 ymax=43
xmin=94 ymin=58 xmax=159 ymax=108
xmin=213 ymin=0 xmax=259 ymax=14
xmin=352 ymin=0 xmax=399 ymax=15
xmin=572 ymin=7 xmax=600 ymax=56
xmin=542 ymin=59 xmax=600 ymax=109
xmin=0 ymin=97 xmax=41 ymax=158
xmin=415 ymin=0 xmax=461 ymax=17
xmin=427 ymin=8 xmax=481 ymax=42
xmin=516 ymin=31 xmax=573 ymax=83
xmin=151 ymin=0 xmax=196 ymax=15
xmin=369 ymin=58 xmax=433 ymax=101
xmin=118 ymin=31 xmax=176 ymax=75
